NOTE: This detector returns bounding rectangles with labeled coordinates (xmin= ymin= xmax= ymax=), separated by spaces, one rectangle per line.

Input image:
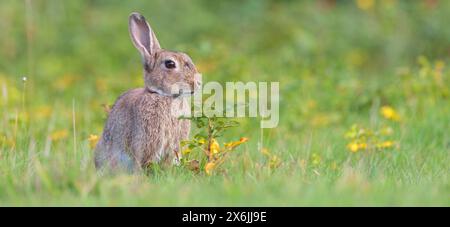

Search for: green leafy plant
xmin=180 ymin=114 xmax=248 ymax=175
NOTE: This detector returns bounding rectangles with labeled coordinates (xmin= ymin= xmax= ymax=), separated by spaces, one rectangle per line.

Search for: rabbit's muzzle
xmin=174 ymin=73 xmax=202 ymax=97
xmin=168 ymin=84 xmax=198 ymax=98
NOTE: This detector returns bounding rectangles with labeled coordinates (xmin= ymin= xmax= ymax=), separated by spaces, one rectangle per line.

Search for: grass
xmin=0 ymin=0 xmax=449 ymax=206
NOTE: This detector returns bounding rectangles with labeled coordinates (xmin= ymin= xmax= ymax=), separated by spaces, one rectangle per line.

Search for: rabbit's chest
xmin=147 ymin=115 xmax=187 ymax=162
xmin=136 ymin=96 xmax=190 ymax=162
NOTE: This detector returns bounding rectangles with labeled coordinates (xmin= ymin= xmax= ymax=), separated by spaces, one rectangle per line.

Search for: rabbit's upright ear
xmin=129 ymin=12 xmax=161 ymax=63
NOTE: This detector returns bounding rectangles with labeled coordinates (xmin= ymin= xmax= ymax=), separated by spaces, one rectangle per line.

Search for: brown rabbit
xmin=94 ymin=12 xmax=201 ymax=172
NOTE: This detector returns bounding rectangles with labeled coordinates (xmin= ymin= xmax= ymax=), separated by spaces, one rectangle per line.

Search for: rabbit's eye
xmin=164 ymin=60 xmax=176 ymax=69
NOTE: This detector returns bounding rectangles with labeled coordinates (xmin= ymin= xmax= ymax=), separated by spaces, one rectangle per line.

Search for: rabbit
xmin=94 ymin=12 xmax=201 ymax=172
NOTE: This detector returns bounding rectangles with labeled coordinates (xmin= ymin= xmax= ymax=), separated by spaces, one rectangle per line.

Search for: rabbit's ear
xmin=129 ymin=12 xmax=161 ymax=63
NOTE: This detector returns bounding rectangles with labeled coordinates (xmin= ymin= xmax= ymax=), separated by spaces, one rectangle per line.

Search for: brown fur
xmin=94 ymin=12 xmax=200 ymax=172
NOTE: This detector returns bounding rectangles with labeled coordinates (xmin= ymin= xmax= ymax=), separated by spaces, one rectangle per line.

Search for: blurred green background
xmin=0 ymin=0 xmax=448 ymax=206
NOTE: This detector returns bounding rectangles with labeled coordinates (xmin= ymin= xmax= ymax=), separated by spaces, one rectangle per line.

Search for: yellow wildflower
xmin=347 ymin=142 xmax=360 ymax=153
xmin=380 ymin=106 xmax=401 ymax=121
xmin=205 ymin=162 xmax=216 ymax=175
xmin=356 ymin=0 xmax=375 ymax=10
xmin=210 ymin=139 xmax=220 ymax=154
xmin=358 ymin=143 xmax=367 ymax=150
xmin=88 ymin=134 xmax=99 ymax=149
xmin=198 ymin=138 xmax=206 ymax=145
xmin=50 ymin=130 xmax=68 ymax=141
xmin=377 ymin=140 xmax=395 ymax=149
xmin=224 ymin=137 xmax=249 ymax=150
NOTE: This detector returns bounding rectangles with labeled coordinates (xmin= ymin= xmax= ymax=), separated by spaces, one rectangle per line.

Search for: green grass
xmin=0 ymin=0 xmax=449 ymax=206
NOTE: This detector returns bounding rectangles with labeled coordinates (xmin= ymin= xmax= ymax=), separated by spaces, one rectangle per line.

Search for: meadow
xmin=0 ymin=0 xmax=449 ymax=206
